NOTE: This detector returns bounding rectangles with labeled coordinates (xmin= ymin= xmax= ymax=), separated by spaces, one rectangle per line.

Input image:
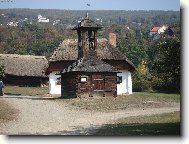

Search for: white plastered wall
xmin=49 ymin=71 xmax=61 ymax=94
xmin=117 ymin=70 xmax=132 ymax=95
xmin=158 ymin=25 xmax=167 ymax=34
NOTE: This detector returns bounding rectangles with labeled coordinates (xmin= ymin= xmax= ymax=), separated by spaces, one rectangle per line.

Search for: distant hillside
xmin=0 ymin=9 xmax=180 ymax=27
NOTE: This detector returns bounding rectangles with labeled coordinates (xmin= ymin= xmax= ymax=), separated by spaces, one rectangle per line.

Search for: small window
xmin=116 ymin=76 xmax=122 ymax=84
xmin=56 ymin=77 xmax=61 ymax=85
xmin=80 ymin=76 xmax=88 ymax=82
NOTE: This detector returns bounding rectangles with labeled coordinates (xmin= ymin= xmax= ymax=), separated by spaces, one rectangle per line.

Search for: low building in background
xmin=150 ymin=25 xmax=168 ymax=36
xmin=38 ymin=14 xmax=49 ymax=23
xmin=0 ymin=54 xmax=48 ymax=87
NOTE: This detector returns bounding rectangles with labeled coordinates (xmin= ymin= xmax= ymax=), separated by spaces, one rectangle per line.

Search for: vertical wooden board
xmin=92 ymin=74 xmax=104 ymax=91
xmin=104 ymin=75 xmax=117 ymax=91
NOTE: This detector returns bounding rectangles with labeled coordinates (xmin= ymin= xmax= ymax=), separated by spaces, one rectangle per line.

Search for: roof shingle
xmin=62 ymin=50 xmax=118 ymax=73
xmin=150 ymin=26 xmax=161 ymax=32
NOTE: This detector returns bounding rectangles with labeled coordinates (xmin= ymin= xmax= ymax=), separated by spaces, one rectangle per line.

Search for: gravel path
xmin=0 ymin=95 xmax=180 ymax=135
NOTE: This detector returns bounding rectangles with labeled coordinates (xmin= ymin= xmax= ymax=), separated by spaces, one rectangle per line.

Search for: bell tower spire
xmin=86 ymin=12 xmax=89 ymax=18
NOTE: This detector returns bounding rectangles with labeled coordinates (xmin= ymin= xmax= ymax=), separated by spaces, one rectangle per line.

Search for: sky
xmin=0 ymin=0 xmax=180 ymax=11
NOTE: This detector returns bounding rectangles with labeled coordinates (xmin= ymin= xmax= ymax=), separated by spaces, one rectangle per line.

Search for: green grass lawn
xmin=94 ymin=111 xmax=180 ymax=136
xmin=3 ymin=86 xmax=49 ymax=96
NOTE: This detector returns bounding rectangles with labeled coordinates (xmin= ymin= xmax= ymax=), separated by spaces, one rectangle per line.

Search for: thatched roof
xmin=49 ymin=38 xmax=135 ymax=69
xmin=0 ymin=54 xmax=48 ymax=77
xmin=62 ymin=50 xmax=118 ymax=73
xmin=50 ymin=39 xmax=78 ymax=61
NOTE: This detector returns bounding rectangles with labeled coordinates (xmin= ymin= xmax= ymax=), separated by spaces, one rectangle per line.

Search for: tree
xmin=133 ymin=61 xmax=152 ymax=92
xmin=151 ymin=37 xmax=180 ymax=93
xmin=117 ymin=28 xmax=148 ymax=66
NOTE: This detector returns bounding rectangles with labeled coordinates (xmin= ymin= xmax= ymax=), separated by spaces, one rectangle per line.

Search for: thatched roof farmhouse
xmin=0 ymin=54 xmax=48 ymax=86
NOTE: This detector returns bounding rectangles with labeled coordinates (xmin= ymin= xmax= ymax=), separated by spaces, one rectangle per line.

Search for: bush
xmin=151 ymin=75 xmax=179 ymax=93
xmin=133 ymin=72 xmax=151 ymax=92
xmin=133 ymin=61 xmax=152 ymax=92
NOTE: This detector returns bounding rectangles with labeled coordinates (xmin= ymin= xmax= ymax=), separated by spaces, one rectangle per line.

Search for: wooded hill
xmin=0 ymin=9 xmax=180 ymax=57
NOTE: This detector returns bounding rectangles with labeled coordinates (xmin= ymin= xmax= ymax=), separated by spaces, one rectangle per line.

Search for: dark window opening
xmin=56 ymin=77 xmax=61 ymax=85
xmin=116 ymin=76 xmax=122 ymax=84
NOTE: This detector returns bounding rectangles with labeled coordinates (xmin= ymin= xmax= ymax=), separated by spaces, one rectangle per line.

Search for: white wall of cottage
xmin=117 ymin=70 xmax=132 ymax=95
xmin=158 ymin=25 xmax=167 ymax=34
xmin=49 ymin=71 xmax=61 ymax=94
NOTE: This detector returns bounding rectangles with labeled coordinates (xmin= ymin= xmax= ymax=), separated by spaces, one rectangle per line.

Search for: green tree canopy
xmin=151 ymin=37 xmax=180 ymax=93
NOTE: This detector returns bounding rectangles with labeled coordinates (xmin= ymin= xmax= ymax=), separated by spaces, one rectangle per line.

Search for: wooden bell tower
xmin=73 ymin=12 xmax=102 ymax=59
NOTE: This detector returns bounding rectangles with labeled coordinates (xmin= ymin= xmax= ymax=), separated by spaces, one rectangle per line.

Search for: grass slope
xmin=62 ymin=92 xmax=180 ymax=111
xmin=94 ymin=112 xmax=180 ymax=136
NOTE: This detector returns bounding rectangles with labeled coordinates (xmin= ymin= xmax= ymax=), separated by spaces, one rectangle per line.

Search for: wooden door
xmin=104 ymin=75 xmax=117 ymax=91
xmin=92 ymin=75 xmax=104 ymax=91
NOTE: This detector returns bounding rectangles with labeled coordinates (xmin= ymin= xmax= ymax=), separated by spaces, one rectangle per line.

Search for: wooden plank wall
xmin=61 ymin=73 xmax=77 ymax=97
xmin=77 ymin=73 xmax=117 ymax=97
xmin=61 ymin=72 xmax=117 ymax=98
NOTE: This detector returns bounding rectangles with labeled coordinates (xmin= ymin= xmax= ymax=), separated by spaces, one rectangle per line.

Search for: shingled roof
xmin=0 ymin=54 xmax=48 ymax=77
xmin=49 ymin=38 xmax=135 ymax=69
xmin=73 ymin=13 xmax=102 ymax=30
xmin=62 ymin=50 xmax=118 ymax=73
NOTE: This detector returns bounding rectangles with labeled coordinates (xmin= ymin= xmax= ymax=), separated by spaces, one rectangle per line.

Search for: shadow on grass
xmin=94 ymin=122 xmax=181 ymax=136
xmin=0 ymin=94 xmax=77 ymax=101
xmin=0 ymin=96 xmax=58 ymax=100
xmin=8 ymin=123 xmax=180 ymax=136
xmin=8 ymin=126 xmax=96 ymax=136
xmin=4 ymin=93 xmax=21 ymax=96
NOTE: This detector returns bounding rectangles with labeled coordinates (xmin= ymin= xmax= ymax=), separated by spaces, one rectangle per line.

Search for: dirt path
xmin=0 ymin=95 xmax=180 ymax=135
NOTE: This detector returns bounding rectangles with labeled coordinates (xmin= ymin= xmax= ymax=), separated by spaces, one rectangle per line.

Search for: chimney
xmin=109 ymin=32 xmax=116 ymax=48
